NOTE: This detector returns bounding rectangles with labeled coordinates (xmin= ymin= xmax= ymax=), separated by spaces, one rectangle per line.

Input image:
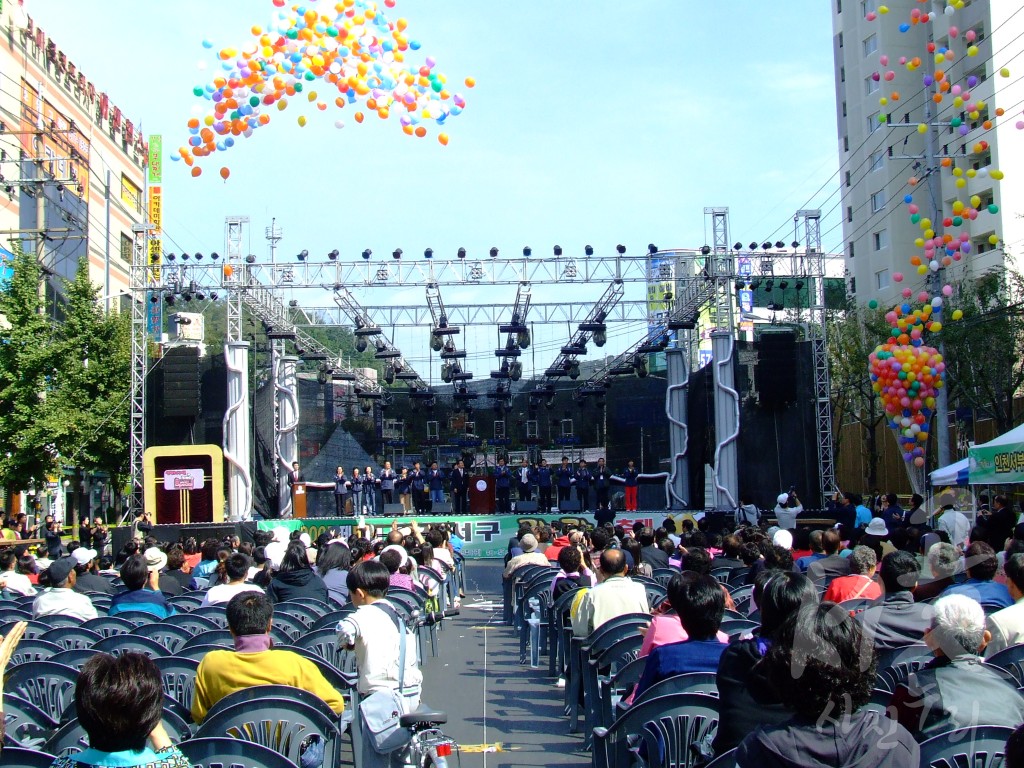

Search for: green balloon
xmin=193 ymin=86 xmax=204 ymax=97
xmin=988 ymin=204 xmax=999 ymax=214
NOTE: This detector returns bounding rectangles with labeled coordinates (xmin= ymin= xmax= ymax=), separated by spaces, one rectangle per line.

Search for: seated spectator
xmin=794 ymin=530 xmax=826 ymax=574
xmin=713 ymin=534 xmax=746 ymax=575
xmin=108 ymin=555 xmax=175 ymax=619
xmin=739 ymin=602 xmax=919 ymax=767
xmin=380 ymin=546 xmax=416 ymax=592
xmin=622 ymin=538 xmax=652 ymax=578
xmin=17 ymin=553 xmax=39 ymax=585
xmin=143 ymin=547 xmax=183 ymax=597
xmin=941 ymin=541 xmax=1013 ymax=610
xmin=423 ymin=527 xmax=455 ymax=573
xmin=69 ymin=547 xmax=112 ymax=596
xmin=572 ymin=548 xmax=650 ymax=637
xmin=181 ymin=537 xmax=201 ymax=572
xmin=913 ymin=541 xmax=960 ymax=602
xmin=823 ymin=546 xmax=880 ymax=603
xmin=859 ymin=517 xmax=896 ymax=562
xmin=315 ymin=541 xmax=351 ymax=606
xmin=715 ymin=571 xmax=819 ymax=754
xmin=0 ymin=549 xmax=35 ymax=597
xmin=201 ymin=553 xmax=262 ymax=607
xmin=632 ymin=573 xmax=726 ymax=699
xmin=551 ymin=545 xmax=593 ymax=599
xmin=986 ymin=552 xmax=1024 ymax=656
xmin=191 ymin=592 xmax=344 ymax=723
xmin=857 ymin=551 xmax=933 ymax=650
xmin=502 ymin=533 xmax=549 ymax=579
xmin=191 ymin=538 xmax=221 ymax=582
xmin=891 ymin=594 xmax=1024 ymax=741
xmin=161 ymin=547 xmax=195 ymax=593
xmin=638 ymin=526 xmax=670 ymax=570
xmin=267 ymin=540 xmax=329 ymax=604
xmin=1009 ymin=723 xmax=1024 ymax=768
xmin=32 ymin=557 xmax=98 ymax=621
xmin=807 ymin=529 xmax=852 ymax=584
xmin=50 ymin=652 xmax=186 ymax=768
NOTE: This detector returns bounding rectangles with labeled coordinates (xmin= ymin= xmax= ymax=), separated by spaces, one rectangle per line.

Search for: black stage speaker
xmin=756 ymin=331 xmax=797 ymax=407
xmin=515 ymin=501 xmax=539 ymax=514
xmin=429 ymin=502 xmax=452 ymax=515
xmin=111 ymin=521 xmax=241 ymax=553
xmin=382 ymin=503 xmax=407 ymax=517
xmin=162 ymin=346 xmax=201 ymax=418
xmin=559 ymin=499 xmax=581 ymax=512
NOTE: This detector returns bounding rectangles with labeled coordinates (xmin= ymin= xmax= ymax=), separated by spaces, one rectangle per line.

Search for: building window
xmin=875 ymin=269 xmax=890 ymax=290
xmin=867 ymin=112 xmax=881 ymax=133
xmin=847 ymin=206 xmax=854 ymax=223
xmin=861 ymin=0 xmax=877 ymax=15
xmin=120 ymin=174 xmax=142 ymax=214
xmin=848 ymin=241 xmax=855 ymax=259
xmin=870 ymin=190 xmax=886 ymax=213
xmin=873 ymin=229 xmax=889 ymax=251
xmin=120 ymin=233 xmax=133 ymax=263
xmin=836 ymin=0 xmax=842 ymax=12
xmin=843 ymin=135 xmax=850 ymax=151
xmin=869 ymin=150 xmax=885 ymax=172
xmin=845 ymin=170 xmax=852 ymax=187
xmin=842 ymin=101 xmax=848 ymax=117
xmin=840 ymin=66 xmax=846 ymax=83
xmin=865 ymin=76 xmax=879 ymax=95
xmin=863 ymin=34 xmax=878 ymax=56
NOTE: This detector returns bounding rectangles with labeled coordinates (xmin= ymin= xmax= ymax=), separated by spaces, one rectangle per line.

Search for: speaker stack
xmin=756 ymin=331 xmax=798 ymax=407
xmin=162 ymin=347 xmax=201 ymax=418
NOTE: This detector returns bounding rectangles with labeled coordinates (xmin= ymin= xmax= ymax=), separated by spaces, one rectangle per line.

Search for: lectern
xmin=292 ymin=482 xmax=308 ymax=519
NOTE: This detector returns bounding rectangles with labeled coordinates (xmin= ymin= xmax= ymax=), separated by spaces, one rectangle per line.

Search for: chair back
xmin=204 ymin=685 xmax=340 ymax=724
xmin=189 ymin=605 xmax=231 ymax=628
xmin=105 ymin=609 xmax=157 ymax=625
xmin=720 ymin=619 xmax=759 ymax=639
xmin=876 ymin=658 xmax=930 ymax=693
xmin=9 ymin=638 xmax=62 ymax=667
xmin=631 ymin=672 xmax=719 ymax=708
xmin=45 ymin=706 xmax=191 ymax=758
xmin=131 ymin=622 xmax=193 ymax=654
xmin=161 ymin=612 xmax=221 ymax=634
xmin=1 ymin=747 xmax=58 ymax=768
xmin=274 ymin=600 xmax=324 ymax=628
xmin=311 ymin=607 xmax=355 ymax=631
xmin=177 ymin=737 xmax=301 ymax=768
xmin=93 ymin=633 xmax=169 ymax=659
xmin=3 ymin=661 xmax=78 ymax=724
xmin=918 ymin=724 xmax=1015 ymax=768
xmin=153 ymin=655 xmax=201 ymax=712
xmin=174 ymin=643 xmax=233 ymax=662
xmin=182 ymin=629 xmax=235 ymax=650
xmin=0 ymin=606 xmax=32 ymax=622
xmin=81 ymin=615 xmax=136 ymax=638
xmin=38 ymin=626 xmax=101 ymax=651
xmin=194 ymin=697 xmax=340 ymax=767
xmin=268 ymin=611 xmax=306 ymax=642
xmin=276 ymin=646 xmax=356 ymax=692
xmin=593 ymin=692 xmax=720 ymax=768
xmin=3 ymin=620 xmax=50 ymax=641
xmin=293 ymin=627 xmax=346 ymax=669
xmin=3 ymin=693 xmax=57 ymax=749
xmin=986 ymin=643 xmax=1024 ymax=686
xmin=31 ymin=613 xmax=82 ymax=629
xmin=50 ymin=648 xmax=97 ymax=670
xmin=168 ymin=593 xmax=204 ymax=612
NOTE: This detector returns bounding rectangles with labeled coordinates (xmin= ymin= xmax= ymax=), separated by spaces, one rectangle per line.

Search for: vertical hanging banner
xmin=146 ymin=135 xmax=163 ymax=339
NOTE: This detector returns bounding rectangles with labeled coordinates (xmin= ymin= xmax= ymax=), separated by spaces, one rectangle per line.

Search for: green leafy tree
xmin=0 ymin=245 xmax=60 ymax=493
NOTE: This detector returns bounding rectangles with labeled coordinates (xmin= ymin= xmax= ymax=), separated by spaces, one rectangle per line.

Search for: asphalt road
xmin=418 ymin=560 xmax=589 ymax=768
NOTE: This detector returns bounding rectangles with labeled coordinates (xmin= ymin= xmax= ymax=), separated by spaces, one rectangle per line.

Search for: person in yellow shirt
xmin=191 ymin=591 xmax=344 ymax=723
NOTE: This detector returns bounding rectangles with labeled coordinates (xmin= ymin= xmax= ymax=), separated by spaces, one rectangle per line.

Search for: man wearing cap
xmin=773 ymin=491 xmax=802 ymax=530
xmin=31 ymin=557 xmax=98 ymax=621
xmin=70 ymin=547 xmax=113 ymax=595
xmin=145 ymin=547 xmax=186 ymax=596
xmin=502 ymin=533 xmax=549 ymax=579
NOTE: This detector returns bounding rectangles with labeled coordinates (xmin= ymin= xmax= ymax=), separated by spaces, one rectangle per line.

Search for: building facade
xmin=0 ymin=1 xmax=149 ymax=312
xmin=832 ymin=0 xmax=1023 ymax=306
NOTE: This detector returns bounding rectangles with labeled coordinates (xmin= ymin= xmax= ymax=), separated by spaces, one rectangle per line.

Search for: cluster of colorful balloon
xmin=173 ymin=0 xmax=472 ymax=178
xmin=868 ymin=342 xmax=945 ymax=468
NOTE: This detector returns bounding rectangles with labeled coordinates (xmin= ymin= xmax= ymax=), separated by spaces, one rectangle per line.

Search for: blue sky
xmin=28 ymin=1 xmax=842 ymax=376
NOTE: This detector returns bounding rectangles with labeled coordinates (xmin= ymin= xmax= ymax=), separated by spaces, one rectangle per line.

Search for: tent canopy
xmin=968 ymin=423 xmax=1024 ymax=485
xmin=930 ymin=457 xmax=969 ymax=486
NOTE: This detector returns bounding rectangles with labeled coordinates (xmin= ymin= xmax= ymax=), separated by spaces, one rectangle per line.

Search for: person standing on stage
xmin=536 ymin=458 xmax=553 ymax=512
xmin=363 ymin=465 xmax=378 ymax=516
xmin=594 ymin=457 xmax=612 ymax=514
xmin=450 ymin=459 xmax=469 ymax=515
xmin=623 ymin=459 xmax=639 ymax=512
xmin=287 ymin=461 xmax=304 ymax=488
xmin=575 ymin=460 xmax=593 ymax=512
xmin=494 ymin=457 xmax=512 ymax=514
xmin=333 ymin=466 xmax=351 ymax=517
xmin=556 ymin=456 xmax=574 ymax=507
xmin=517 ymin=458 xmax=533 ymax=502
xmin=351 ymin=467 xmax=364 ymax=515
xmin=410 ymin=461 xmax=428 ymax=514
xmin=379 ymin=461 xmax=396 ymax=506
xmin=396 ymin=467 xmax=412 ymax=513
xmin=428 ymin=462 xmax=446 ymax=505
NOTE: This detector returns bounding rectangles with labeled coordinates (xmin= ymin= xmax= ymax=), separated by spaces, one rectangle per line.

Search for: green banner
xmin=969 ymin=443 xmax=1024 ymax=485
xmin=148 ymin=135 xmax=162 ymax=184
xmin=258 ymin=513 xmax=662 ymax=559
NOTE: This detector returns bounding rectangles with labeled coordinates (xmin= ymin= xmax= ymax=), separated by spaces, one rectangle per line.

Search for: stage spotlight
xmin=553 ymin=245 xmax=562 ymax=256
xmin=181 ymin=253 xmax=190 ymax=261
xmin=194 ymin=252 xmax=204 ymax=261
xmin=392 ymin=249 xmax=402 ymax=260
xmin=779 ymin=280 xmax=789 ymax=290
xmin=384 ymin=365 xmax=395 ymax=385
xmin=459 ymin=247 xmax=468 ymax=259
xmin=701 ymin=245 xmax=711 ymax=255
xmin=362 ymin=249 xmax=372 ymax=260
xmin=328 ymin=249 xmax=339 ymax=260
xmin=196 ymin=291 xmax=206 ymax=301
xmin=761 ymin=242 xmax=772 ymax=251
xmin=765 ymin=280 xmax=774 ymax=292
xmin=182 ymin=292 xmax=192 ymax=302
xmin=356 ymin=337 xmax=368 ymax=353
xmin=648 ymin=243 xmax=658 ymax=255
xmin=795 ymin=280 xmax=805 ymax=290
xmin=430 ymin=335 xmax=443 ymax=352
xmin=733 ymin=242 xmax=743 ymax=251
xmin=593 ymin=327 xmax=607 ymax=347
xmin=791 ymin=240 xmax=800 ymax=249
xmin=774 ymin=241 xmax=785 ymax=249
xmin=165 ymin=253 xmax=176 ymax=262
xmin=616 ymin=244 xmax=626 ymax=255
xmin=735 ymin=280 xmax=745 ymax=291
xmin=210 ymin=291 xmax=219 ymax=300
xmin=749 ymin=242 xmax=758 ymax=251
xmin=289 ymin=299 xmax=298 ymax=307
xmin=749 ymin=280 xmax=760 ymax=290
xmin=517 ymin=329 xmax=530 ymax=349
xmin=245 ymin=254 xmax=256 ymax=264
xmin=584 ymin=245 xmax=594 ymax=256
xmin=510 ymin=361 xmax=522 ymax=381
xmin=424 ymin=248 xmax=433 ymax=259
xmin=523 ymin=246 xmax=532 ymax=257
xmin=297 ymin=250 xmax=308 ymax=261
xmin=210 ymin=252 xmax=220 ymax=260
xmin=634 ymin=358 xmax=648 ymax=378
xmin=150 ymin=294 xmax=159 ymax=303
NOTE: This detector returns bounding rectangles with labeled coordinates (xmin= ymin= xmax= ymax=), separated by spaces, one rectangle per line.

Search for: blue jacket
xmin=395 ymin=474 xmax=411 ymax=494
xmin=333 ymin=474 xmax=349 ymax=495
xmin=634 ymin=639 xmax=727 ymax=699
xmin=575 ymin=468 xmax=592 ymax=489
xmin=594 ymin=467 xmax=611 ymax=489
xmin=379 ymin=469 xmax=396 ymax=491
xmin=428 ymin=469 xmax=445 ymax=491
xmin=624 ymin=468 xmax=639 ymax=487
xmin=556 ymin=466 xmax=574 ymax=488
xmin=410 ymin=469 xmax=426 ymax=492
xmin=109 ymin=588 xmax=176 ymax=620
xmin=534 ymin=466 xmax=552 ymax=488
xmin=494 ymin=465 xmax=511 ymax=489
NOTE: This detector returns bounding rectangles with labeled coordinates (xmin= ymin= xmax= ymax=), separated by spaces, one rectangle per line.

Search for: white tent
xmin=929 ymin=457 xmax=969 ymax=486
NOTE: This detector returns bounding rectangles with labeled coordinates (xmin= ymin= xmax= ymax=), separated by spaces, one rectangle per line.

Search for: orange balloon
xmin=414 ymin=126 xmax=426 ymax=137
xmin=220 ymin=167 xmax=230 ymax=180
xmin=223 ymin=264 xmax=234 ymax=278
xmin=191 ymin=167 xmax=202 ymax=178
xmin=438 ymin=133 xmax=449 ymax=146
xmin=465 ymin=77 xmax=476 ymax=88
xmin=355 ymin=111 xmax=364 ymax=123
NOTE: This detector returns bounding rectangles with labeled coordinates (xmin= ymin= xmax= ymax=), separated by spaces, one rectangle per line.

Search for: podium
xmin=292 ymin=482 xmax=308 ymax=519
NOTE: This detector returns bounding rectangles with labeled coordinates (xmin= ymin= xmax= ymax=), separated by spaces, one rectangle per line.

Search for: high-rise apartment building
xmin=832 ymin=0 xmax=1023 ymax=306
xmin=0 ymin=1 xmax=149 ymax=312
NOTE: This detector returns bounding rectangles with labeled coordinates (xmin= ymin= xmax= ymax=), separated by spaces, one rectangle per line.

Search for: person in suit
xmin=516 ymin=458 xmax=532 ymax=502
xmin=333 ymin=466 xmax=351 ymax=517
xmin=575 ymin=460 xmax=593 ymax=512
xmin=494 ymin=457 xmax=512 ymax=514
xmin=594 ymin=457 xmax=612 ymax=514
xmin=410 ymin=461 xmax=428 ymax=514
xmin=362 ymin=465 xmax=378 ymax=515
xmin=555 ymin=456 xmax=574 ymax=506
xmin=379 ymin=461 xmax=396 ymax=506
xmin=449 ymin=459 xmax=469 ymax=515
xmin=535 ymin=459 xmax=553 ymax=512
xmin=350 ymin=467 xmax=363 ymax=514
xmin=286 ymin=461 xmax=304 ymax=488
xmin=428 ymin=462 xmax=446 ymax=505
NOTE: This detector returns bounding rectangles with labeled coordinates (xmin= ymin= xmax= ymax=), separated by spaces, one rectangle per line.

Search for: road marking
xmin=461 ymin=743 xmax=507 ymax=753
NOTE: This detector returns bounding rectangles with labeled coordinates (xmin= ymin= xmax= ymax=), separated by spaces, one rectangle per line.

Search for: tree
xmin=0 ymin=245 xmax=60 ymax=494
xmin=938 ymin=269 xmax=1024 ymax=436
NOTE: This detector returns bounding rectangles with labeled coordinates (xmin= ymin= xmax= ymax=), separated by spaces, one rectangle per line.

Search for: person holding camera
xmin=773 ymin=489 xmax=803 ymax=530
xmin=42 ymin=517 xmax=64 ymax=559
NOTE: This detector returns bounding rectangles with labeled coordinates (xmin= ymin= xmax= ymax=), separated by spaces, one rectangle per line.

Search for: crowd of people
xmin=502 ymin=506 xmax=1024 ymax=767
xmin=295 ymin=454 xmax=643 ymax=518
